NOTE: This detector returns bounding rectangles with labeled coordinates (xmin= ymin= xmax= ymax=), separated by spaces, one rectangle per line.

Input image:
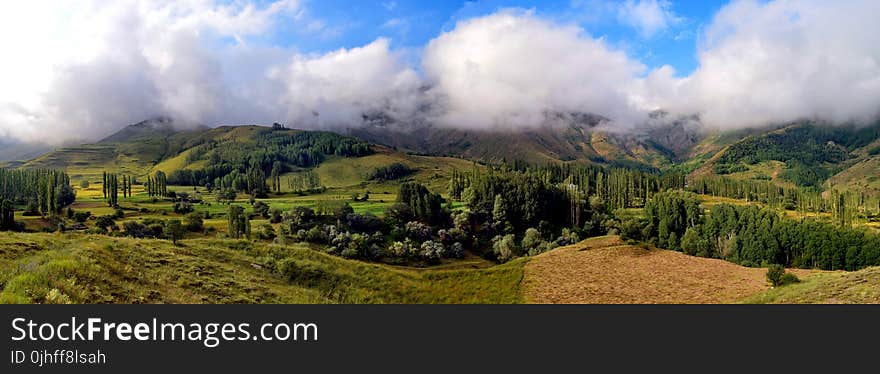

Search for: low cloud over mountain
xmin=1 ymin=0 xmax=878 ymax=144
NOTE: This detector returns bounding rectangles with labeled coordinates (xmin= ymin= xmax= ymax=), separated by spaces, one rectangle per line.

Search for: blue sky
xmin=273 ymin=0 xmax=728 ymax=75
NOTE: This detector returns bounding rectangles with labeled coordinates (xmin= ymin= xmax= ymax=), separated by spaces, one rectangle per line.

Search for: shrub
xmin=405 ymin=221 xmax=433 ymax=242
xmin=449 ymin=242 xmax=465 ymax=259
xmin=420 ymin=240 xmax=445 ymax=263
xmin=173 ymin=201 xmax=193 ymax=214
xmin=73 ymin=211 xmax=91 ymax=223
xmin=258 ymin=224 xmax=276 ymax=240
xmin=79 ymin=180 xmax=90 ymax=189
xmin=95 ymin=216 xmax=116 ymax=231
xmin=253 ymin=201 xmax=270 ymax=218
xmin=766 ymin=264 xmax=785 ymax=287
xmin=779 ymin=272 xmax=800 ymax=286
xmin=269 ymin=208 xmax=283 ymax=224
xmin=123 ymin=221 xmax=155 ymax=238
xmin=185 ymin=212 xmax=204 ymax=232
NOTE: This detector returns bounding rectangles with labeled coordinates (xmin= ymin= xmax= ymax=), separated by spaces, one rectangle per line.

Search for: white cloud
xmin=274 ymin=38 xmax=423 ymax=128
xmin=0 ymin=0 xmax=421 ymax=144
xmin=0 ymin=0 xmax=303 ymax=142
xmin=422 ymin=10 xmax=649 ymax=130
xmin=647 ymin=0 xmax=880 ymax=129
xmin=616 ymin=0 xmax=681 ymax=38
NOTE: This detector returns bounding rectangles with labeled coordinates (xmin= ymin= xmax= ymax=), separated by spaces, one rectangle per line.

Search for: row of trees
xmin=145 ymin=171 xmax=168 ymax=197
xmin=0 ymin=168 xmax=74 ymax=219
xmin=688 ymin=176 xmax=880 ymax=226
xmin=102 ymin=172 xmax=135 ymax=207
xmin=635 ymin=191 xmax=880 ymax=271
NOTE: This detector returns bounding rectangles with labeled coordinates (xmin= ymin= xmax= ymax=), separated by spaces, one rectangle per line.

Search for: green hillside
xmin=0 ymin=231 xmax=524 ymax=304
xmin=746 ymin=266 xmax=880 ymax=304
xmin=349 ymin=120 xmax=681 ymax=169
xmin=690 ymin=122 xmax=880 ymax=190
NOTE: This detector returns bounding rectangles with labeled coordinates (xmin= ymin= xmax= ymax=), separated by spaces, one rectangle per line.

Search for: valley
xmin=2 ymin=119 xmax=880 ymax=304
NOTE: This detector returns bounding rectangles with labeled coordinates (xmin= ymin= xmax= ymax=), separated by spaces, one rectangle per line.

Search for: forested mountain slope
xmin=690 ymin=122 xmax=880 ymax=190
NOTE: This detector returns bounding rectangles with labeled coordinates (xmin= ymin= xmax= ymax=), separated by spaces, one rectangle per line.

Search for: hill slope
xmin=690 ymin=122 xmax=880 ymax=190
xmin=347 ymin=114 xmax=691 ymax=169
xmin=21 ymin=118 xmax=209 ymax=180
xmin=522 ymin=236 xmax=821 ymax=304
xmin=0 ymin=232 xmax=524 ymax=304
xmin=746 ymin=266 xmax=880 ymax=304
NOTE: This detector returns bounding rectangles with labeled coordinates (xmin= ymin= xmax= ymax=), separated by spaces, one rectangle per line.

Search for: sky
xmin=0 ymin=0 xmax=878 ymax=143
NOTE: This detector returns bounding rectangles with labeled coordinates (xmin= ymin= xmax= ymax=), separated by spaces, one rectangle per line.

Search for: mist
xmin=1 ymin=0 xmax=879 ymax=145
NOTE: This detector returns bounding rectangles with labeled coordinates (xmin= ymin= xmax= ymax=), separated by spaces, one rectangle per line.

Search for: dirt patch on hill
xmin=522 ymin=236 xmax=818 ymax=304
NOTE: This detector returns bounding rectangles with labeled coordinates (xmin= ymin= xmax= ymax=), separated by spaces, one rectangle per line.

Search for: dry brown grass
xmin=522 ymin=236 xmax=819 ymax=304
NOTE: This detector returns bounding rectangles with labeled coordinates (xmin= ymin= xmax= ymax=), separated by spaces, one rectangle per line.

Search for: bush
xmin=253 ymin=201 xmax=270 ymax=218
xmin=123 ymin=221 xmax=156 ymax=238
xmin=258 ymin=224 xmax=276 ymax=240
xmin=766 ymin=264 xmax=785 ymax=287
xmin=269 ymin=208 xmax=283 ymax=224
xmin=420 ymin=240 xmax=445 ymax=263
xmin=173 ymin=201 xmax=193 ymax=214
xmin=779 ymin=272 xmax=800 ymax=286
xmin=185 ymin=212 xmax=204 ymax=232
xmin=95 ymin=216 xmax=116 ymax=231
xmin=73 ymin=211 xmax=91 ymax=223
xmin=79 ymin=180 xmax=90 ymax=189
xmin=405 ymin=221 xmax=433 ymax=242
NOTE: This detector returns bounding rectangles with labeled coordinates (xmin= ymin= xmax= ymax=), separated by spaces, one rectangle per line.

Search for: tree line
xmin=0 ymin=169 xmax=75 ymax=222
xmin=688 ymin=175 xmax=880 ymax=227
xmin=631 ymin=191 xmax=880 ymax=271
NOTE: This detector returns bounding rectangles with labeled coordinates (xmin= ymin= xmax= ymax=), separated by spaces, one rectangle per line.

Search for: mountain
xmin=689 ymin=121 xmax=880 ymax=193
xmin=0 ymin=138 xmax=51 ymax=164
xmin=19 ymin=117 xmax=211 ymax=178
xmin=16 ymin=115 xmax=880 ymax=196
xmin=345 ymin=111 xmax=701 ymax=170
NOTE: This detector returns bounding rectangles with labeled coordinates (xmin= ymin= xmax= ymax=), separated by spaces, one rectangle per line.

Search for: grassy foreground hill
xmin=4 ymin=231 xmax=878 ymax=304
xmin=0 ymin=231 xmax=524 ymax=304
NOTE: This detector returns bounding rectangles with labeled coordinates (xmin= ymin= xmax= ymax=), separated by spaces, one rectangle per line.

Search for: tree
xmin=0 ymin=198 xmax=14 ymax=231
xmin=681 ymin=226 xmax=709 ymax=257
xmin=493 ymin=195 xmax=512 ymax=234
xmin=185 ymin=212 xmax=204 ymax=232
xmin=521 ymin=228 xmax=544 ymax=255
xmin=766 ymin=264 xmax=785 ymax=287
xmin=80 ymin=180 xmax=90 ymax=189
xmin=270 ymin=161 xmax=282 ymax=193
xmin=492 ymin=234 xmax=518 ymax=263
xmin=397 ymin=182 xmax=446 ymax=225
xmin=227 ymin=205 xmax=250 ymax=239
xmin=167 ymin=219 xmax=184 ymax=245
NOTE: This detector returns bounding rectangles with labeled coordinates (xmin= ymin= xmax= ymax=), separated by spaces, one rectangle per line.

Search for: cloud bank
xmin=1 ymin=0 xmax=879 ymax=144
xmin=650 ymin=0 xmax=880 ymax=129
xmin=423 ymin=10 xmax=647 ymax=130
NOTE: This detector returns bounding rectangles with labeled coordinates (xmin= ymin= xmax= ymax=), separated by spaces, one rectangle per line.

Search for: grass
xmin=745 ymin=267 xmax=880 ymax=304
xmin=0 ymin=232 xmax=525 ymax=304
